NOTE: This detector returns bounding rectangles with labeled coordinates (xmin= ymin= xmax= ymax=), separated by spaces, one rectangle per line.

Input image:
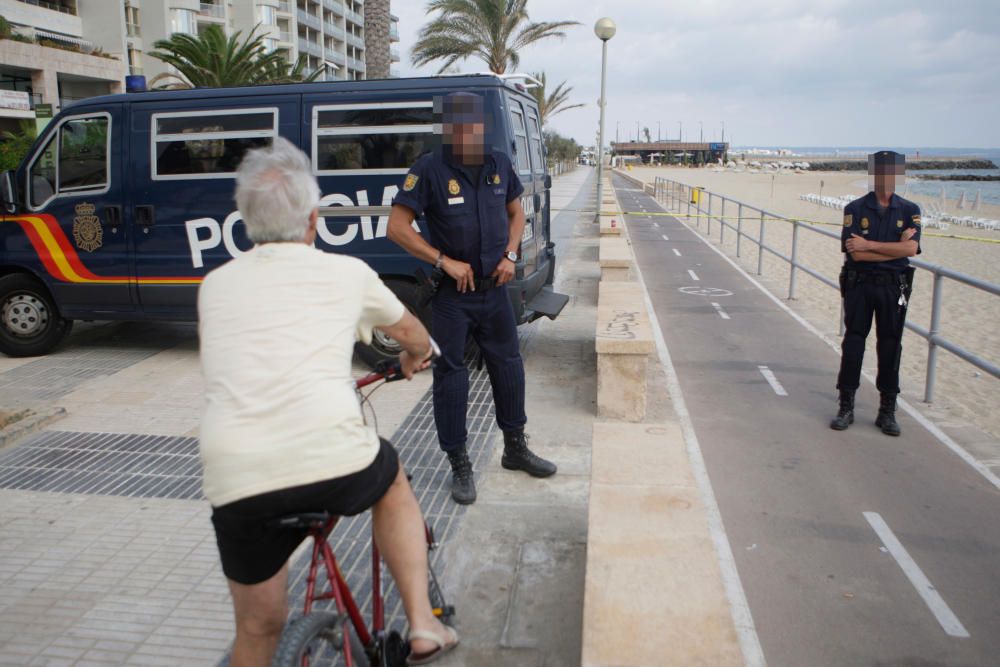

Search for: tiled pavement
xmin=0 ymin=169 xmax=592 ymax=666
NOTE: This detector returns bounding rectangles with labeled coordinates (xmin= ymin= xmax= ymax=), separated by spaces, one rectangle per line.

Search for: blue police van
xmin=0 ymin=74 xmax=567 ymax=361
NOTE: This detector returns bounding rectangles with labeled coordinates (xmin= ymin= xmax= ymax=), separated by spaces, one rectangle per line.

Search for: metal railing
xmin=345 ymin=31 xmax=364 ymax=49
xmin=323 ymin=0 xmax=346 ymax=16
xmin=650 ymin=176 xmax=1000 ymax=403
xmin=344 ymin=8 xmax=364 ymax=25
xmin=325 ymin=22 xmax=346 ymax=40
xmin=297 ymin=37 xmax=323 ymax=58
xmin=15 ymin=0 xmax=76 ymax=15
xmin=325 ymin=49 xmax=346 ymax=65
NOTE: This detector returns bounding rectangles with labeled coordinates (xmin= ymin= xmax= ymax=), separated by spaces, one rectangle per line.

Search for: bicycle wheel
xmin=271 ymin=612 xmax=370 ymax=667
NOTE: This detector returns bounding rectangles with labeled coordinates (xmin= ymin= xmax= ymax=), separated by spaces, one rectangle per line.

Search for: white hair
xmin=234 ymin=137 xmax=320 ymax=244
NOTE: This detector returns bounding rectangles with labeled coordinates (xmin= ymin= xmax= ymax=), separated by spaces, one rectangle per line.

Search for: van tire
xmin=355 ymin=278 xmax=431 ymax=369
xmin=0 ymin=274 xmax=73 ymax=357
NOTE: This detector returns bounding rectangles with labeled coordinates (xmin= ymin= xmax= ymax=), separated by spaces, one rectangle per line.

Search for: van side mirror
xmin=544 ymin=174 xmax=552 ymax=189
xmin=1 ymin=171 xmax=16 ymax=214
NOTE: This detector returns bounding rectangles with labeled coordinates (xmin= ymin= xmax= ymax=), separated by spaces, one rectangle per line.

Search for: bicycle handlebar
xmin=354 ymin=336 xmax=441 ymax=389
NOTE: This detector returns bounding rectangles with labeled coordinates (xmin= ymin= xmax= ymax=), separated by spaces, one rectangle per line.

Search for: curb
xmin=0 ymin=406 xmax=67 ymax=450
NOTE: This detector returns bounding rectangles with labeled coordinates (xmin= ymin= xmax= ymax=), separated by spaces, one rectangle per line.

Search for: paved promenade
xmin=0 ymin=167 xmax=596 ymax=667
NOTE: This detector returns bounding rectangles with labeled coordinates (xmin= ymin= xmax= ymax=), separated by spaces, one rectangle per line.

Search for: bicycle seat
xmin=269 ymin=512 xmax=337 ymax=530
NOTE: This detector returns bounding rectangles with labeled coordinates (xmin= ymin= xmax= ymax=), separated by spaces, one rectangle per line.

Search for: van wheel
xmin=355 ymin=278 xmax=431 ymax=370
xmin=0 ymin=274 xmax=74 ymax=357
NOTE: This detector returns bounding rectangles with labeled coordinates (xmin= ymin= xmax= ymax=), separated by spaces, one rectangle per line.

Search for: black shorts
xmin=210 ymin=437 xmax=400 ymax=585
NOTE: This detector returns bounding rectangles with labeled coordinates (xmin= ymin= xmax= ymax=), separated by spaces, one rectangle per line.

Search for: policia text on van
xmin=0 ymin=74 xmax=568 ymax=359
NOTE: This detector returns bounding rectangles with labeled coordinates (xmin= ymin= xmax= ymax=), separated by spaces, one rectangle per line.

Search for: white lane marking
xmin=712 ymin=302 xmax=731 ymax=320
xmin=653 ymin=222 xmax=660 ymax=228
xmin=863 ymin=512 xmax=970 ymax=638
xmin=688 ymin=269 xmax=701 ymax=281
xmin=662 ymin=234 xmax=670 ymax=241
xmin=646 ymin=194 xmax=1000 ymax=493
xmin=758 ymin=365 xmax=788 ymax=396
xmin=673 ymin=248 xmax=682 ymax=257
xmin=631 ymin=246 xmax=767 ymax=667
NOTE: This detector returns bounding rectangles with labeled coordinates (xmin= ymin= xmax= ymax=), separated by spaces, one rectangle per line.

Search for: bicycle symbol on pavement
xmin=678 ymin=287 xmax=734 ymax=297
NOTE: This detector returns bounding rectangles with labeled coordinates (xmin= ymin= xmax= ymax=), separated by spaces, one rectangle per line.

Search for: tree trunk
xmin=364 ymin=0 xmax=391 ymax=79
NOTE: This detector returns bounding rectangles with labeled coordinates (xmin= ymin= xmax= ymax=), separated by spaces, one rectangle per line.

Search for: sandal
xmin=406 ymin=625 xmax=459 ymax=665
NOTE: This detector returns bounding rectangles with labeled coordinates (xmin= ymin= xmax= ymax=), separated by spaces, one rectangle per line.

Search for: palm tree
xmin=528 ymin=71 xmax=584 ymax=126
xmin=149 ymin=24 xmax=322 ymax=89
xmin=412 ymin=0 xmax=579 ymax=74
xmin=364 ymin=0 xmax=392 ymax=79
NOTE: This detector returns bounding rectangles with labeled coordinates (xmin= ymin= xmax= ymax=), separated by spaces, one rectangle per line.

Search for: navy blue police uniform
xmin=392 ymin=148 xmax=526 ymax=453
xmin=837 ymin=192 xmax=922 ymax=396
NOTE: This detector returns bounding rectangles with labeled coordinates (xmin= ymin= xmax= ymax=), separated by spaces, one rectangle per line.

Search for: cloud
xmin=390 ymin=0 xmax=1000 ymax=147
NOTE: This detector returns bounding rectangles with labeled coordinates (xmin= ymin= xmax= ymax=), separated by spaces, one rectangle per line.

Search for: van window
xmin=152 ymin=108 xmax=277 ymax=179
xmin=29 ymin=113 xmax=110 ymax=209
xmin=527 ymin=112 xmax=544 ymax=175
xmin=313 ymin=101 xmax=436 ymax=174
xmin=509 ymin=106 xmax=530 ymax=175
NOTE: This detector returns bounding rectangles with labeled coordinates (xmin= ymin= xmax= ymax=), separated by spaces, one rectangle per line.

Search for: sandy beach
xmin=626 ymin=166 xmax=1000 ymax=440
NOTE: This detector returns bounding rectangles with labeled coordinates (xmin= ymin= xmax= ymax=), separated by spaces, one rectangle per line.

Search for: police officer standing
xmin=387 ymin=92 xmax=556 ymax=504
xmin=831 ymin=150 xmax=920 ymax=436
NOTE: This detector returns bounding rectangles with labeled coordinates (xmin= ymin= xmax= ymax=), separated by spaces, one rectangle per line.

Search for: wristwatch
xmin=505 ymin=250 xmax=519 ymax=262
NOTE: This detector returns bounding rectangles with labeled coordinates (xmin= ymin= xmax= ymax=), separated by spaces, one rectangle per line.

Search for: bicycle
xmin=270 ymin=353 xmax=455 ymax=667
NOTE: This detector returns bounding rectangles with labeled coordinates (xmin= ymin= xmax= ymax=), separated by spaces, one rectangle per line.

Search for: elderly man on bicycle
xmin=198 ymin=138 xmax=458 ymax=667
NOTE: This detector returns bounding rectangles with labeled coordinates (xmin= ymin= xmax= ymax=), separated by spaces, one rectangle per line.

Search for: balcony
xmin=389 ymin=23 xmax=399 ymax=42
xmin=323 ymin=0 xmax=345 ymax=17
xmin=126 ymin=23 xmax=141 ymax=37
xmin=276 ymin=0 xmax=291 ymax=13
xmin=198 ymin=2 xmax=225 ymax=19
xmin=345 ymin=32 xmax=364 ymax=49
xmin=325 ymin=49 xmax=346 ymax=66
xmin=277 ymin=30 xmax=293 ymax=43
xmin=390 ymin=66 xmax=400 ymax=78
xmin=347 ymin=56 xmax=365 ymax=72
xmin=390 ymin=46 xmax=400 ymax=62
xmin=344 ymin=8 xmax=363 ymax=26
xmin=297 ymin=8 xmax=322 ymax=31
xmin=14 ymin=0 xmax=76 ymax=15
xmin=324 ymin=22 xmax=345 ymax=41
xmin=297 ymin=37 xmax=323 ymax=58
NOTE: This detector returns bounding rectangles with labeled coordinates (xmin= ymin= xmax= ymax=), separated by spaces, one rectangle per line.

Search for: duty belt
xmin=855 ymin=271 xmax=902 ymax=286
xmin=442 ymin=276 xmax=499 ymax=291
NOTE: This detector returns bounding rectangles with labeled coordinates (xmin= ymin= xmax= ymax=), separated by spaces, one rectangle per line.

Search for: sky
xmin=389 ymin=0 xmax=1000 ymax=149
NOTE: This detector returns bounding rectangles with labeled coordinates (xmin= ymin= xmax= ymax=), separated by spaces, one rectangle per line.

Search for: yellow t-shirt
xmin=197 ymin=243 xmax=406 ymax=507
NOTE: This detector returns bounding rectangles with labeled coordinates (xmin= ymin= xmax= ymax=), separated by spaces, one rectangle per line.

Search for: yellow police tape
xmin=549 ymin=208 xmax=1000 ymax=245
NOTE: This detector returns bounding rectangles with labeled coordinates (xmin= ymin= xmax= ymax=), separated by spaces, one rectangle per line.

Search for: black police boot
xmin=875 ymin=393 xmax=901 ymax=437
xmin=829 ymin=390 xmax=855 ymax=431
xmin=501 ymin=429 xmax=557 ymax=478
xmin=446 ymin=449 xmax=476 ymax=505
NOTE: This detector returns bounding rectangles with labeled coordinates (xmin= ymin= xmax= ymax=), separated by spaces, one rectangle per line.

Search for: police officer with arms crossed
xmin=387 ymin=92 xmax=556 ymax=505
xmin=831 ymin=150 xmax=920 ymax=436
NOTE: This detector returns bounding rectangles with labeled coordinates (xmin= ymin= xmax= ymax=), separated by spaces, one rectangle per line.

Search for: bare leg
xmin=227 ymin=563 xmax=289 ymax=667
xmin=372 ymin=466 xmax=454 ymax=655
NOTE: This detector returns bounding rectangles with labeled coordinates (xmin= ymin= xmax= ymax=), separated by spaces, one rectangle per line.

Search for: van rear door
xmin=130 ymin=98 xmax=298 ymax=315
xmin=505 ymin=97 xmax=544 ymax=277
xmin=22 ymin=105 xmax=134 ymax=314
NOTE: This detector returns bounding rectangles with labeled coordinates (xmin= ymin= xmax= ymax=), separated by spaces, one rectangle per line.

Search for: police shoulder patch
xmin=843 ymin=214 xmax=853 ymax=227
xmin=403 ymin=173 xmax=418 ymax=192
xmin=896 ymin=219 xmax=903 ymax=228
xmin=492 ymin=174 xmax=501 ymax=185
xmin=912 ymin=214 xmax=921 ymax=226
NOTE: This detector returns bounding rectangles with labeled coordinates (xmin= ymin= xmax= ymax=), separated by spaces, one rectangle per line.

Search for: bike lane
xmin=613 ymin=174 xmax=1000 ymax=667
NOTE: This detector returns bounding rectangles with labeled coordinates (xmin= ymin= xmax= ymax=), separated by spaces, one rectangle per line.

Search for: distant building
xmin=611 ymin=140 xmax=729 ymax=165
xmin=0 ymin=0 xmax=402 ymax=132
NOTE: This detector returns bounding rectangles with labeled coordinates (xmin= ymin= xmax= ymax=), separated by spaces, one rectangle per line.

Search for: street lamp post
xmin=594 ymin=17 xmax=616 ymax=222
